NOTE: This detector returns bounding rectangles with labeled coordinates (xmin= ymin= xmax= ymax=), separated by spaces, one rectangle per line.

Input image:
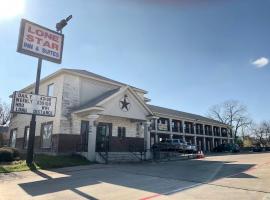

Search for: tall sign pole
xmin=15 ymin=16 xmax=72 ymax=165
xmin=26 ymin=58 xmax=42 ymax=164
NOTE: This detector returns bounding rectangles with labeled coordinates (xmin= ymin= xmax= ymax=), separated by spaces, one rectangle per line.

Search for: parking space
xmin=1 ymin=152 xmax=270 ymax=200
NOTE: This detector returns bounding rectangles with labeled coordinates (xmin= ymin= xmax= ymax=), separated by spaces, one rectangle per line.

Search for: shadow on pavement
xmin=19 ymin=159 xmax=256 ymax=198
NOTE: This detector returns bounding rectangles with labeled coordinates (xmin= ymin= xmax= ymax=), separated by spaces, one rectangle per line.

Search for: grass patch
xmin=0 ymin=154 xmax=91 ymax=173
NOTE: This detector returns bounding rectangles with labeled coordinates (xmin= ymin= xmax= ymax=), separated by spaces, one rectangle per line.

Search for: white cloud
xmin=252 ymin=57 xmax=269 ymax=68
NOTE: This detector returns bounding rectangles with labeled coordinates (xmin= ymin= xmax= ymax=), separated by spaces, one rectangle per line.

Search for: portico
xmin=71 ymin=86 xmax=153 ymax=162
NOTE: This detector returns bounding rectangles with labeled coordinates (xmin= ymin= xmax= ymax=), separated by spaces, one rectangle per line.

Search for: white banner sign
xmin=17 ymin=19 xmax=64 ymax=64
xmin=11 ymin=92 xmax=57 ymax=117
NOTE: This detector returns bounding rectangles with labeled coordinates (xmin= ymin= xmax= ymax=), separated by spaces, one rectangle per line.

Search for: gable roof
xmin=18 ymin=68 xmax=147 ymax=95
xmin=72 ymin=88 xmax=120 ymax=112
xmin=72 ymin=86 xmax=153 ymax=116
xmin=148 ymin=104 xmax=228 ymax=126
xmin=63 ymin=68 xmax=147 ymax=93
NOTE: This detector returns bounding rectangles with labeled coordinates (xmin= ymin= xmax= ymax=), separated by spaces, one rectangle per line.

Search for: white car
xmin=184 ymin=142 xmax=197 ymax=153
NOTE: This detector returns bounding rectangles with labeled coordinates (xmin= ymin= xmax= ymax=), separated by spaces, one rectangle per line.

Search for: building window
xmin=10 ymin=129 xmax=17 ymax=148
xmin=47 ymin=83 xmax=54 ymax=96
xmin=41 ymin=122 xmax=53 ymax=148
xmin=24 ymin=126 xmax=30 ymax=149
xmin=118 ymin=127 xmax=126 ymax=138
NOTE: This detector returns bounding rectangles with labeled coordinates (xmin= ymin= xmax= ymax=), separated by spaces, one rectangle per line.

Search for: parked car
xmin=230 ymin=144 xmax=240 ymax=153
xmin=184 ymin=142 xmax=197 ymax=153
xmin=152 ymin=139 xmax=186 ymax=152
xmin=166 ymin=139 xmax=187 ymax=152
xmin=252 ymin=146 xmax=264 ymax=152
xmin=265 ymin=147 xmax=270 ymax=151
xmin=152 ymin=140 xmax=170 ymax=151
xmin=213 ymin=143 xmax=240 ymax=153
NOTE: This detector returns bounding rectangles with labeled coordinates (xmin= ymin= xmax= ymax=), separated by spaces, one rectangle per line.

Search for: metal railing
xmin=76 ymin=143 xmax=88 ymax=152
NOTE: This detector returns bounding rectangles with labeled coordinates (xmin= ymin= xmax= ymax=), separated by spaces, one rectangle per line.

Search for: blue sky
xmin=0 ymin=0 xmax=269 ymax=122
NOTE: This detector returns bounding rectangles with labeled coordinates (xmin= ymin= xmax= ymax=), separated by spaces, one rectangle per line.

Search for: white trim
xmin=12 ymin=68 xmax=147 ymax=97
xmin=73 ymin=106 xmax=104 ymax=114
xmin=97 ymin=86 xmax=154 ymax=116
xmin=151 ymin=112 xmax=230 ymax=129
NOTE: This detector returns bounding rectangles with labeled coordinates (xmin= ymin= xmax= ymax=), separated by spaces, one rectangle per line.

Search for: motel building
xmin=9 ymin=68 xmax=233 ymax=162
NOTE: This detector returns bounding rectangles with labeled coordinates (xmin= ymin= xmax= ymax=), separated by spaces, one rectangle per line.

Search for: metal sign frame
xmin=17 ymin=19 xmax=64 ymax=64
xmin=11 ymin=91 xmax=57 ymax=117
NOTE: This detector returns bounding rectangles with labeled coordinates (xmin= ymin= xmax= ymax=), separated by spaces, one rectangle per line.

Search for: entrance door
xmin=96 ymin=123 xmax=111 ymax=152
xmin=80 ymin=120 xmax=89 ymax=152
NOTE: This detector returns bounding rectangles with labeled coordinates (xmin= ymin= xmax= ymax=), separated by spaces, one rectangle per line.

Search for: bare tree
xmin=207 ymin=100 xmax=252 ymax=140
xmin=250 ymin=121 xmax=270 ymax=146
xmin=0 ymin=99 xmax=11 ymax=126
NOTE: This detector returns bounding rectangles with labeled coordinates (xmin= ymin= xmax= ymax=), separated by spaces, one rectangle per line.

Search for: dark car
xmin=252 ymin=146 xmax=264 ymax=152
xmin=213 ymin=143 xmax=240 ymax=153
xmin=265 ymin=147 xmax=270 ymax=151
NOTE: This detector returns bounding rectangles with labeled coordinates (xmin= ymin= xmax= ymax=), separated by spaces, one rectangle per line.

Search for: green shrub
xmin=0 ymin=147 xmax=20 ymax=162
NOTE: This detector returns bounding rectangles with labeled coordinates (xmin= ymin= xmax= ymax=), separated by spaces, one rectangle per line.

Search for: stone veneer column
xmin=87 ymin=114 xmax=99 ymax=162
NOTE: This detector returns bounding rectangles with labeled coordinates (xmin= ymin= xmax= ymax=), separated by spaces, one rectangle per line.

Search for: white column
xmin=169 ymin=118 xmax=173 ymax=139
xmin=144 ymin=121 xmax=151 ymax=159
xmin=87 ymin=114 xmax=99 ymax=162
xmin=227 ymin=128 xmax=230 ymax=143
xmin=202 ymin=124 xmax=206 ymax=152
xmin=203 ymin=137 xmax=206 ymax=152
xmin=182 ymin=121 xmax=185 ymax=142
xmin=154 ymin=118 xmax=158 ymax=143
xmin=202 ymin=124 xmax=205 ymax=135
xmin=169 ymin=118 xmax=173 ymax=133
xmin=194 ymin=123 xmax=197 ymax=145
xmin=211 ymin=125 xmax=214 ymax=151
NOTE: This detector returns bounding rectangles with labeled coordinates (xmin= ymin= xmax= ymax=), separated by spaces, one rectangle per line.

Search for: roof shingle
xmin=148 ymin=104 xmax=227 ymax=126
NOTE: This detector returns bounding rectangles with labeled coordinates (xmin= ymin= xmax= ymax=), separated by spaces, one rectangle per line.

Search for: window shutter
xmin=118 ymin=127 xmax=122 ymax=138
xmin=122 ymin=127 xmax=126 ymax=138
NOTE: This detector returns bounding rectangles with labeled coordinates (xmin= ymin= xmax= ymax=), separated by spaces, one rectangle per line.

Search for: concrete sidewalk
xmin=1 ymin=152 xmax=270 ymax=200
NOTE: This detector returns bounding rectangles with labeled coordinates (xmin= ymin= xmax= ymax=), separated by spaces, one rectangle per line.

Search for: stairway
xmin=96 ymin=152 xmax=143 ymax=163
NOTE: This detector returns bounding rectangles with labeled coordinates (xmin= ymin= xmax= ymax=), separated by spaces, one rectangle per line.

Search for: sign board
xmin=17 ymin=19 xmax=64 ymax=64
xmin=158 ymin=123 xmax=168 ymax=131
xmin=11 ymin=91 xmax=57 ymax=117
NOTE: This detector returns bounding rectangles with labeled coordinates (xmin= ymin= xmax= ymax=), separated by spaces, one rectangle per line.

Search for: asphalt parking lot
xmin=0 ymin=152 xmax=270 ymax=200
